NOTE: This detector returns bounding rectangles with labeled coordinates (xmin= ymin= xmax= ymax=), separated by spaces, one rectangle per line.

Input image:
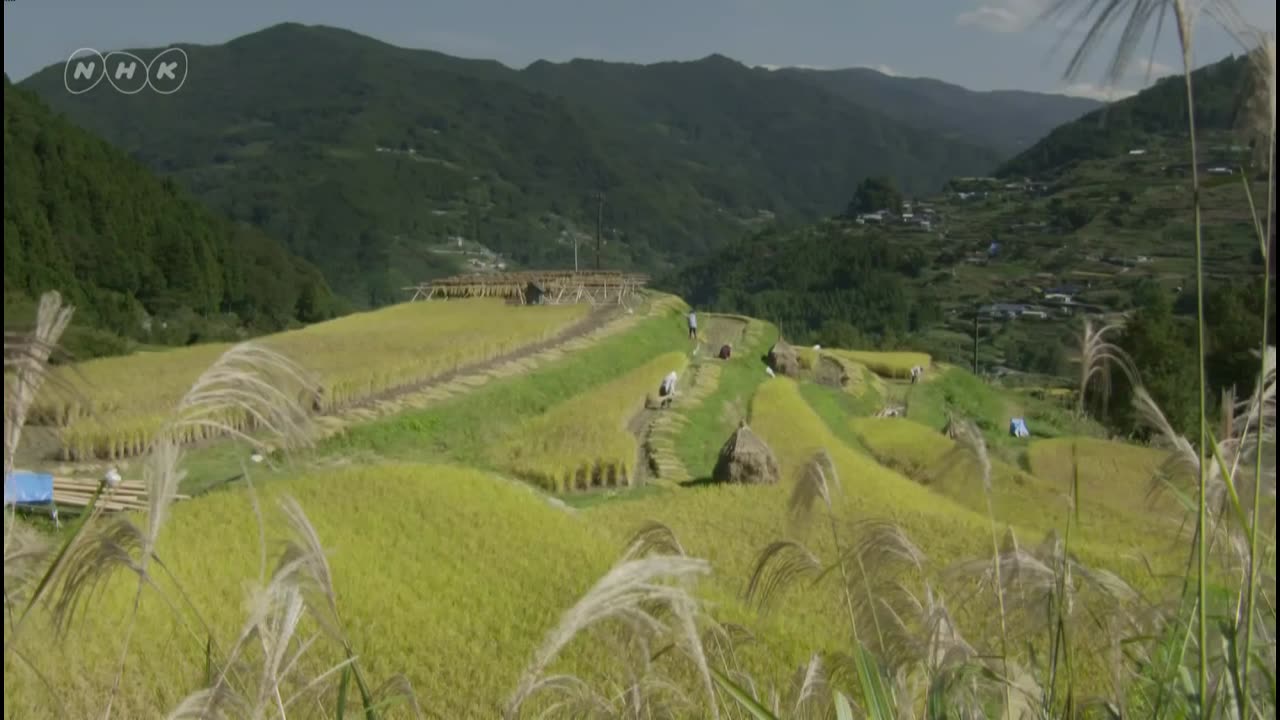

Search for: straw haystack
xmin=712 ymin=421 xmax=780 ymax=485
xmin=768 ymin=340 xmax=800 ymax=377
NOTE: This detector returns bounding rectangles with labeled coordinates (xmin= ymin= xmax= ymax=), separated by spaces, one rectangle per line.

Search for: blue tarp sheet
xmin=1009 ymin=418 xmax=1030 ymax=438
xmin=4 ymin=471 xmax=55 ymax=506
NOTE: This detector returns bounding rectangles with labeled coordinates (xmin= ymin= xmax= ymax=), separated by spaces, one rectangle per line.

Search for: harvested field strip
xmin=493 ymin=352 xmax=690 ymax=493
xmin=35 ymin=299 xmax=591 ymax=461
xmin=815 ymin=353 xmax=885 ymax=399
xmin=305 ymin=297 xmax=683 ymax=443
xmin=317 ymin=296 xmax=691 ymax=473
xmin=827 ymin=349 xmax=932 ymax=379
xmin=645 ymin=316 xmax=762 ymax=484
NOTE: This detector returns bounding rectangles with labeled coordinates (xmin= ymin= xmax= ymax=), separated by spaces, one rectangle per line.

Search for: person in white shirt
xmin=687 ymin=311 xmax=698 ymax=340
xmin=659 ymin=371 xmax=678 ymax=408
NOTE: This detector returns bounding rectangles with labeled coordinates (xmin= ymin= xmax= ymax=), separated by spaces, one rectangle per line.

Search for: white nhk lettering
xmin=71 ymin=60 xmax=96 ymax=80
xmin=103 ymin=51 xmax=149 ymax=94
xmin=155 ymin=61 xmax=179 ymax=81
xmin=63 ymin=46 xmax=188 ymax=95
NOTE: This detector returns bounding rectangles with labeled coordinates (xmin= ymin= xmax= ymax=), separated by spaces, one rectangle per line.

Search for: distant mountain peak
xmin=694 ymin=53 xmax=744 ymax=67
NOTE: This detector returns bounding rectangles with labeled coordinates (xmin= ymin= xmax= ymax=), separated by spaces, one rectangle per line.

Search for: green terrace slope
xmin=3 ymin=78 xmax=336 ymax=357
xmin=6 ymin=294 xmax=1206 ymax=717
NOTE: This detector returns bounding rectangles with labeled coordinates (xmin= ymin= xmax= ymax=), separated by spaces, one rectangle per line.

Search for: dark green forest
xmin=663 ymin=220 xmax=937 ymax=347
xmin=3 ymin=79 xmax=337 ymax=359
xmin=1098 ymin=279 xmax=1274 ymax=439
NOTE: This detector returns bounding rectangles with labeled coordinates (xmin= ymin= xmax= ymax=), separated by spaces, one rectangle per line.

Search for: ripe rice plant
xmin=750 ymin=379 xmax=1162 ymax=582
xmin=827 ymin=350 xmax=931 ymax=380
xmin=1027 ymin=436 xmax=1185 ymax=516
xmin=34 ymin=299 xmax=590 ymax=461
xmin=493 ymin=351 xmax=690 ymax=492
xmin=2 ymin=460 xmax=617 ymax=719
xmin=850 ymin=417 xmax=1179 ymax=567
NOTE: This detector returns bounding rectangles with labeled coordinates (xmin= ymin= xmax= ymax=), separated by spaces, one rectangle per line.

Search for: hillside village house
xmin=1043 ymin=285 xmax=1081 ymax=304
xmin=982 ymin=303 xmax=1031 ymax=320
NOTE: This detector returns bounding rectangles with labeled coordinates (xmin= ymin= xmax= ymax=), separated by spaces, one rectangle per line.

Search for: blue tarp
xmin=4 ymin=471 xmax=55 ymax=506
xmin=1009 ymin=418 xmax=1030 ymax=438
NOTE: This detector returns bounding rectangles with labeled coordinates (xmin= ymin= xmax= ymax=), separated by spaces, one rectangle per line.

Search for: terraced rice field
xmin=827 ymin=349 xmax=932 ymax=379
xmin=492 ymin=351 xmax=691 ymax=492
xmin=2 ymin=464 xmax=619 ymax=719
xmin=5 ymin=296 xmax=1211 ymax=719
xmin=31 ymin=300 xmax=591 ymax=461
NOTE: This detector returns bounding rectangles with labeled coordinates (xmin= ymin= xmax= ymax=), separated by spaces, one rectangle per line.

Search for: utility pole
xmin=595 ymin=192 xmax=605 ymax=271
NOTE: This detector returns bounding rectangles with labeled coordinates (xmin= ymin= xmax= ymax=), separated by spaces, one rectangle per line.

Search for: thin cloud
xmin=756 ymin=62 xmax=896 ymax=76
xmin=1059 ymin=81 xmax=1137 ymax=101
xmin=956 ymin=0 xmax=1046 ymax=33
xmin=755 ymin=63 xmax=832 ymax=71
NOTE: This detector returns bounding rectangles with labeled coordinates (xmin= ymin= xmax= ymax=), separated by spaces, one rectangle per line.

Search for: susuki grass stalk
xmin=1166 ymin=4 xmax=1214 ymax=709
xmin=1048 ymin=443 xmax=1083 ymax=711
xmin=1235 ymin=29 xmax=1276 ymax=719
xmin=951 ymin=420 xmax=1016 ymax=717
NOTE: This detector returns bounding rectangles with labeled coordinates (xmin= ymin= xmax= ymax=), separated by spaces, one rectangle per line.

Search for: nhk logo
xmin=63 ymin=47 xmax=189 ymax=95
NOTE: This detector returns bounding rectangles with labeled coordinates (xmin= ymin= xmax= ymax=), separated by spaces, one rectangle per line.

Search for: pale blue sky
xmin=4 ymin=0 xmax=1275 ymax=99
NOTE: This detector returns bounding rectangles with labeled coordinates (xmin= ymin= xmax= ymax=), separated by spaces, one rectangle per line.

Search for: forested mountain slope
xmin=3 ymin=79 xmax=335 ymax=356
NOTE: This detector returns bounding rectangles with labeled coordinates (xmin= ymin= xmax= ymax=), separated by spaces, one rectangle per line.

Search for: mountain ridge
xmin=18 ymin=21 xmax=1091 ymax=307
xmin=998 ymin=53 xmax=1255 ymax=178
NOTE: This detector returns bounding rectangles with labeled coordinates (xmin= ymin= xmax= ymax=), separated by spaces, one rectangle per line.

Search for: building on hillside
xmin=1129 ymin=148 xmax=1148 ymax=155
xmin=1044 ymin=285 xmax=1081 ymax=301
xmin=1165 ymin=162 xmax=1237 ymax=177
xmin=981 ymin=303 xmax=1030 ymax=320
